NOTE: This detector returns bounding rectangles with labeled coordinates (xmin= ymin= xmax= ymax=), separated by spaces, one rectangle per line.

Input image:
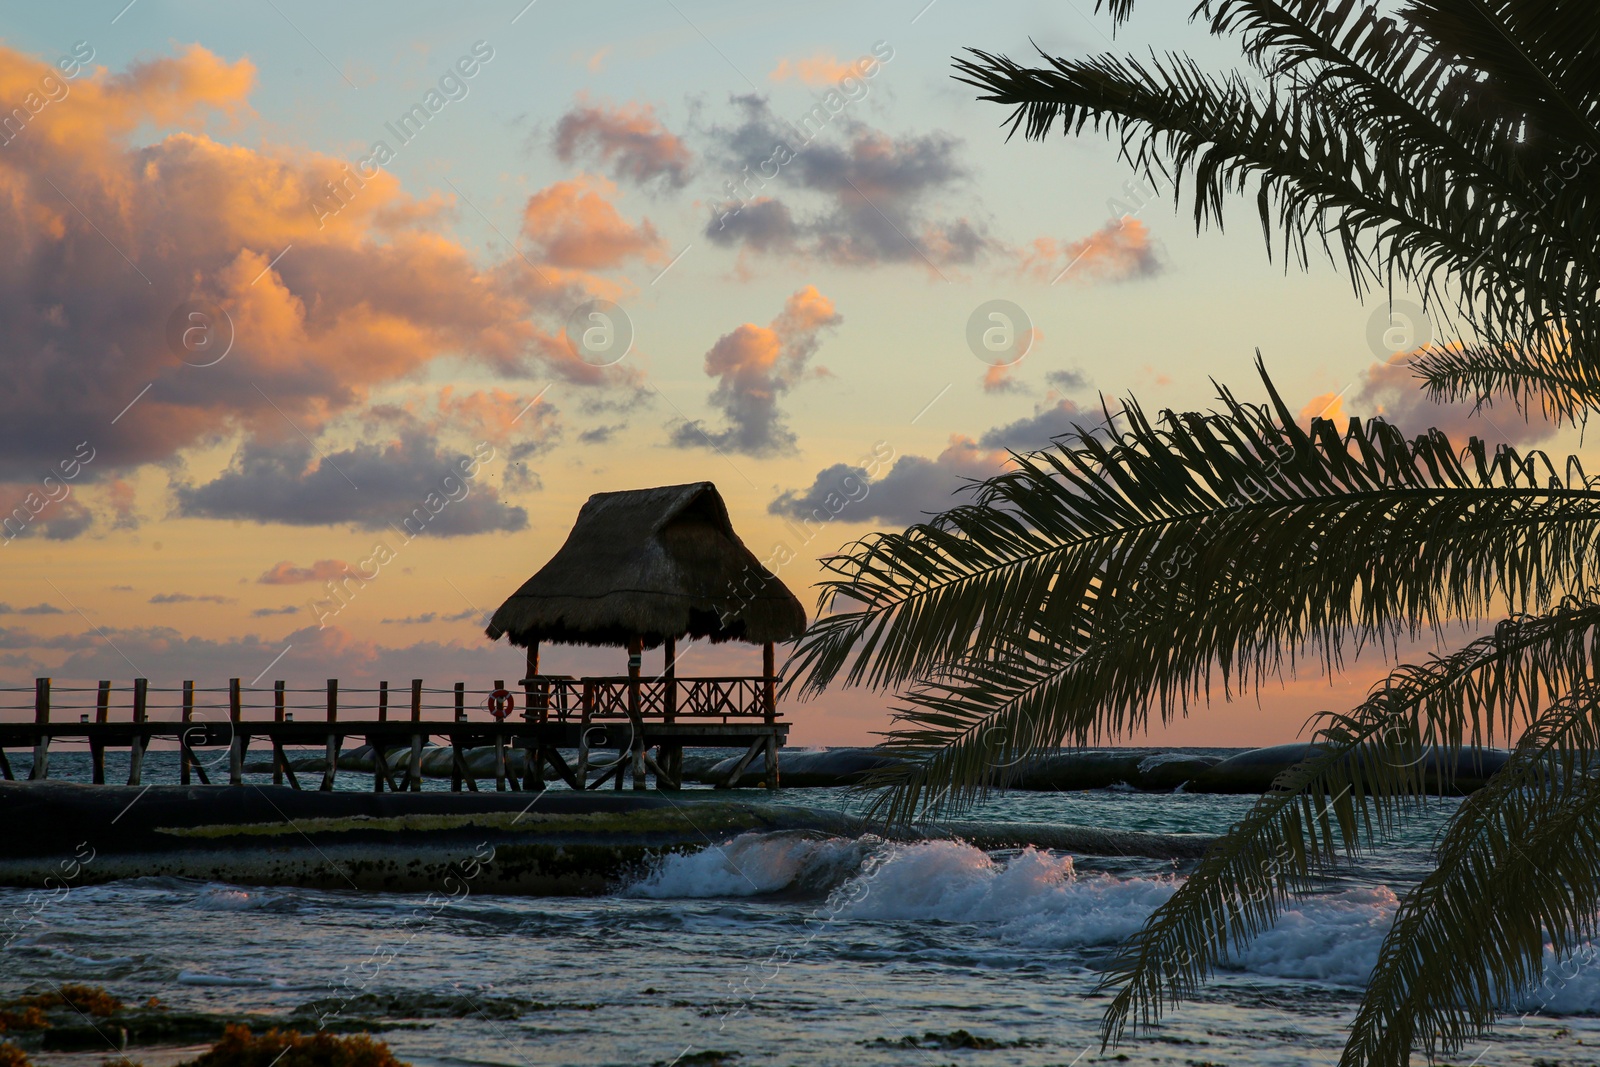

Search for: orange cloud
xmin=768 ymin=53 xmax=874 ymax=86
xmin=258 ymin=560 xmax=351 ymax=585
xmin=0 ymin=41 xmax=631 ymax=510
xmin=1021 ymin=217 xmax=1162 ymax=283
xmin=1301 ymin=392 xmax=1347 ymax=423
xmin=674 ymin=286 xmax=841 ymax=456
xmin=521 ymin=176 xmax=666 ymax=270
xmin=983 ymin=364 xmax=1019 ymax=394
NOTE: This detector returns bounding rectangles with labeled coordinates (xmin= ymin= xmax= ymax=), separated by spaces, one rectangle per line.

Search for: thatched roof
xmin=485 ymin=482 xmax=807 ymax=649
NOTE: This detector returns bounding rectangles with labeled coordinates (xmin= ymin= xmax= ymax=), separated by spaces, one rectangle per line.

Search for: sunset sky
xmin=0 ymin=1 xmax=1566 ymax=745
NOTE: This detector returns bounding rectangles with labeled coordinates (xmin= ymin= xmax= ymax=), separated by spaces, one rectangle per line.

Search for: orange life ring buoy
xmin=485 ymin=688 xmax=515 ymax=721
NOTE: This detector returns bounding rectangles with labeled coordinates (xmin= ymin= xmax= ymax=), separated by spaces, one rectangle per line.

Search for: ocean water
xmin=8 ymin=758 xmax=1600 ymax=1065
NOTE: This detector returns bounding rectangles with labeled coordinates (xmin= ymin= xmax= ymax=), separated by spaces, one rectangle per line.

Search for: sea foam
xmin=623 ymin=831 xmax=876 ymax=898
xmin=624 ymin=832 xmax=1600 ymax=1010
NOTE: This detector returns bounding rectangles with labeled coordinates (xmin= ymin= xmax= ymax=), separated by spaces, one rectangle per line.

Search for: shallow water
xmin=7 ymin=755 xmax=1600 ymax=1065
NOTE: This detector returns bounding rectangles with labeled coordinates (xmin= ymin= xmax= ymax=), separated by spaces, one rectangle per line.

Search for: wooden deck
xmin=0 ymin=676 xmax=788 ymax=792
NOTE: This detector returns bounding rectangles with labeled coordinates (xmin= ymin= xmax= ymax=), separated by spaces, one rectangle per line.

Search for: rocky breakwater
xmin=1184 ymin=743 xmax=1512 ymax=794
xmin=0 ymin=780 xmax=1213 ymax=894
xmin=695 ymin=747 xmax=1229 ymax=792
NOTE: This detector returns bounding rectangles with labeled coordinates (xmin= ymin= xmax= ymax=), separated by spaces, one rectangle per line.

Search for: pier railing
xmin=526 ymin=675 xmax=774 ymax=723
xmin=0 ymin=674 xmax=786 ymax=793
xmin=0 ymin=674 xmax=779 ymax=726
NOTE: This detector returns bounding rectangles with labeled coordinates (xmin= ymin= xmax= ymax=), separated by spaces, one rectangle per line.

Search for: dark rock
xmin=1186 ymin=743 xmax=1513 ymax=794
xmin=698 ymin=747 xmax=909 ymax=788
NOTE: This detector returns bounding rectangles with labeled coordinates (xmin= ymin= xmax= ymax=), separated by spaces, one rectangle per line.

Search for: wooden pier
xmin=0 ymin=672 xmax=788 ymax=792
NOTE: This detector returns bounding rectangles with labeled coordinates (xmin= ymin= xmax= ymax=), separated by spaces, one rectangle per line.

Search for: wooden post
xmin=718 ymin=736 xmax=766 ymax=789
xmin=492 ymin=679 xmax=507 ymax=791
xmin=374 ymin=680 xmax=389 ymax=793
xmin=29 ymin=678 xmax=49 ymax=780
xmin=664 ymin=637 xmax=677 ymax=723
xmin=525 ymin=738 xmax=545 ymax=792
xmin=764 ymin=734 xmax=779 ymax=792
xmin=409 ymin=679 xmax=423 ymax=792
xmin=451 ymin=682 xmax=465 ymax=791
xmin=181 ymin=681 xmax=195 ymax=785
xmin=228 ymin=678 xmax=243 ymax=785
xmin=660 ymin=638 xmax=680 ymax=791
xmin=127 ymin=678 xmax=147 ymax=785
xmin=576 ymin=719 xmax=591 ymax=790
xmin=272 ymin=681 xmax=285 ymax=786
xmin=762 ymin=641 xmax=777 ymax=724
xmin=92 ymin=680 xmax=110 ymax=784
xmin=321 ymin=679 xmax=338 ymax=791
xmin=180 ymin=687 xmax=212 ymax=787
xmin=628 ymin=637 xmax=646 ymax=789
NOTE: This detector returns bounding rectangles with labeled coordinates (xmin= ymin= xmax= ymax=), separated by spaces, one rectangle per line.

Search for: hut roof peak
xmin=485 ymin=481 xmax=805 ymax=649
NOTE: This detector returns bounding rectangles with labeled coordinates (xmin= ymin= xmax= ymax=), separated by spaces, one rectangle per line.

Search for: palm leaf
xmin=1342 ymin=686 xmax=1600 ymax=1065
xmin=1092 ymin=602 xmax=1600 ymax=1046
xmin=956 ymin=0 xmax=1600 ymax=419
xmin=792 ymin=363 xmax=1600 ymax=710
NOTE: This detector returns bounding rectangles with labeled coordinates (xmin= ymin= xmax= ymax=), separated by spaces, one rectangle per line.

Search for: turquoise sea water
xmin=6 ymin=751 xmax=1600 ymax=1067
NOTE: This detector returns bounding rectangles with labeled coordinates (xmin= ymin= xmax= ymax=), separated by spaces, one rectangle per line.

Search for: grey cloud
xmin=382 ymin=609 xmax=476 ymax=625
xmin=174 ymin=431 xmax=527 ymax=537
xmin=553 ymin=99 xmax=694 ymax=188
xmin=772 ymin=400 xmax=1087 ymax=528
xmin=1046 ymin=368 xmax=1091 ymax=391
xmin=670 ymin=288 xmax=840 ymax=458
xmin=977 ymin=399 xmax=1086 ymax=452
xmin=703 ymin=96 xmax=997 ymax=268
xmin=0 ymin=603 xmax=64 ymax=616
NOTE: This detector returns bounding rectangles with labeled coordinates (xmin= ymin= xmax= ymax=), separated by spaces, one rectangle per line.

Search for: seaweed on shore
xmin=182 ymin=1024 xmax=405 ymax=1067
xmin=0 ymin=986 xmax=393 ymax=1054
xmin=0 ymin=984 xmax=602 ymax=1056
xmin=0 ymin=1022 xmax=415 ymax=1067
xmin=863 ymin=1029 xmax=1040 ymax=1050
xmin=291 ymin=991 xmax=596 ymax=1022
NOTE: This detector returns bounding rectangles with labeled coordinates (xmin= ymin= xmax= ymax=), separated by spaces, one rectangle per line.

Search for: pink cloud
xmin=1020 ymin=217 xmax=1162 ymax=283
xmin=258 ymin=560 xmax=351 ymax=585
xmin=521 ymin=176 xmax=666 ymax=269
xmin=673 ymin=286 xmax=841 ymax=456
xmin=1301 ymin=348 xmax=1559 ymax=446
xmin=552 ymin=97 xmax=693 ymax=187
xmin=768 ymin=53 xmax=878 ymax=86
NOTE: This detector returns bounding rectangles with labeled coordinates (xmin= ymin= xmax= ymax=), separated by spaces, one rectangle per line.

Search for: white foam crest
xmin=622 ymin=834 xmax=1600 ymax=1009
xmin=623 ymin=832 xmax=873 ymax=898
xmin=1516 ymin=945 xmax=1600 ymax=1015
xmin=1229 ymin=887 xmax=1398 ymax=985
xmin=834 ymin=840 xmax=1174 ymax=946
xmin=177 ymin=969 xmax=273 ymax=987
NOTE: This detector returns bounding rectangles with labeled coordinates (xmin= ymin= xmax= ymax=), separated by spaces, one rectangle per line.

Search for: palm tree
xmin=785 ymin=3 xmax=1600 ymax=1065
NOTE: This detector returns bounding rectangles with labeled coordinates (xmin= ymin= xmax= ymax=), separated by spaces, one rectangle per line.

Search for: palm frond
xmin=1412 ymin=338 xmax=1600 ymax=429
xmin=957 ymin=0 xmax=1600 ymax=419
xmin=1342 ymin=687 xmax=1600 ymax=1065
xmin=791 ymin=363 xmax=1600 ymax=710
xmin=1090 ymin=602 xmax=1600 ymax=1045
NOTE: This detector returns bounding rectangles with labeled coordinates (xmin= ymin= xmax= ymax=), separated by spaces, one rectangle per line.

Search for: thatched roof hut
xmin=485 ymin=481 xmax=806 ymax=651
